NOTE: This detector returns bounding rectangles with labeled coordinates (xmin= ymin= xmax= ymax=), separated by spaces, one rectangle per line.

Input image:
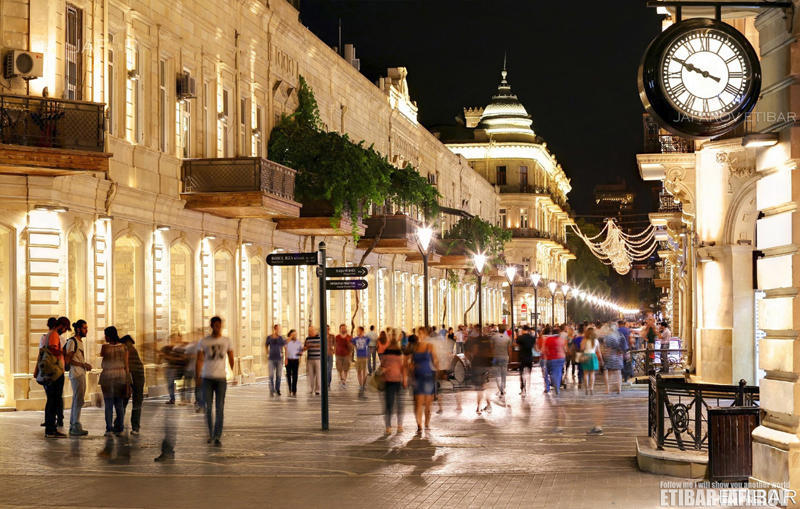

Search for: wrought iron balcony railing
xmin=0 ymin=93 xmax=105 ymax=151
xmin=498 ymin=184 xmax=570 ymax=209
xmin=508 ymin=227 xmax=565 ymax=244
xmin=182 ymin=157 xmax=296 ymax=200
xmin=658 ymin=188 xmax=683 ymax=213
xmin=643 ymin=113 xmax=694 ymax=154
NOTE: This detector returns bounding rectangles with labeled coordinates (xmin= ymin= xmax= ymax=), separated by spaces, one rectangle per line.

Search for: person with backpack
xmin=35 ymin=316 xmax=71 ymax=438
xmin=64 ymin=319 xmax=91 ymax=436
xmin=99 ymin=326 xmax=130 ymax=436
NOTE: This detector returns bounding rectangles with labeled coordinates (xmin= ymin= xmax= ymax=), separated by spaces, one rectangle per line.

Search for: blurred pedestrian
xmin=36 ymin=317 xmax=70 ymax=438
xmin=160 ymin=333 xmax=187 ymax=405
xmin=64 ymin=319 xmax=91 ymax=436
xmin=467 ymin=329 xmax=493 ymax=415
xmin=352 ymin=326 xmax=370 ymax=398
xmin=182 ymin=334 xmax=203 ymax=411
xmin=284 ymin=329 xmax=302 ymax=397
xmin=99 ymin=326 xmax=129 ymax=436
xmin=381 ymin=331 xmax=406 ymax=434
xmin=536 ymin=326 xmax=550 ymax=391
xmin=367 ymin=325 xmax=378 ymax=374
xmin=121 ymin=335 xmax=144 ymax=434
xmin=544 ymin=327 xmax=565 ymax=395
xmin=516 ymin=325 xmax=535 ymax=397
xmin=603 ymin=322 xmax=627 ymax=394
xmin=492 ymin=325 xmax=511 ymax=399
xmin=377 ymin=329 xmax=389 ymax=363
xmin=196 ymin=317 xmax=234 ymax=446
xmin=265 ymin=324 xmax=286 ymax=397
xmin=304 ymin=325 xmax=321 ymax=395
xmin=580 ymin=326 xmax=602 ymax=395
xmin=409 ymin=326 xmax=437 ymax=433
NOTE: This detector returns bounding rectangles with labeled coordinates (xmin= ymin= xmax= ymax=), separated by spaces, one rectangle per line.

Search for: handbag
xmin=35 ymin=346 xmax=63 ymax=384
xmin=368 ymin=367 xmax=386 ymax=392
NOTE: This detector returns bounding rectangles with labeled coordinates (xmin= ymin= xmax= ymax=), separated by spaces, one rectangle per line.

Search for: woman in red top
xmin=544 ymin=327 xmax=566 ymax=395
xmin=39 ymin=316 xmax=71 ymax=437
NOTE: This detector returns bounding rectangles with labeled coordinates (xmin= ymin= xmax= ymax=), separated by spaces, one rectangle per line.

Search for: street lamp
xmin=561 ymin=284 xmax=570 ymax=324
xmin=504 ymin=265 xmax=517 ymax=340
xmin=415 ymin=225 xmax=434 ymax=329
xmin=473 ymin=253 xmax=487 ymax=331
xmin=548 ymin=281 xmax=557 ymax=326
xmin=530 ymin=272 xmax=541 ymax=333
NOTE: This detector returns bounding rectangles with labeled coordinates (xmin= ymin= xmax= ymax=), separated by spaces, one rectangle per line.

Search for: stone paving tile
xmin=0 ymin=369 xmax=685 ymax=508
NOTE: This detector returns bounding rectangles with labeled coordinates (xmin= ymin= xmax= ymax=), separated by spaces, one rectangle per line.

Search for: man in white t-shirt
xmin=366 ymin=325 xmax=378 ymax=375
xmin=455 ymin=325 xmax=465 ymax=354
xmin=196 ymin=316 xmax=234 ymax=446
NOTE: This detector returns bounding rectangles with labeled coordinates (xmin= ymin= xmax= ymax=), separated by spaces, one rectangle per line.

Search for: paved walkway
xmin=0 ymin=369 xmax=683 ymax=508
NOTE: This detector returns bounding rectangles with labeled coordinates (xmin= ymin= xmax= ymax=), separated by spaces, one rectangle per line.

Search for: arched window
xmin=250 ymin=257 xmax=267 ymax=367
xmin=114 ymin=235 xmax=143 ymax=356
xmin=67 ymin=230 xmax=87 ymax=321
xmin=0 ymin=225 xmax=12 ymax=406
xmin=213 ymin=250 xmax=235 ymax=337
xmin=170 ymin=243 xmax=193 ymax=337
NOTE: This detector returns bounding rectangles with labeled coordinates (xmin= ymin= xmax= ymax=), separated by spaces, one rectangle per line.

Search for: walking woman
xmin=408 ymin=326 xmax=437 ymax=433
xmin=99 ymin=326 xmax=130 ymax=436
xmin=580 ymin=326 xmax=602 ymax=395
xmin=381 ymin=329 xmax=406 ymax=434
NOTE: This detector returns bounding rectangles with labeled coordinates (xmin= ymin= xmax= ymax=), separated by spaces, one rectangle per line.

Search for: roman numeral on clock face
xmin=724 ymin=83 xmax=740 ymax=96
xmin=698 ymin=37 xmax=709 ymax=51
xmin=728 ymin=71 xmax=743 ymax=79
xmin=671 ymin=82 xmax=686 ymax=97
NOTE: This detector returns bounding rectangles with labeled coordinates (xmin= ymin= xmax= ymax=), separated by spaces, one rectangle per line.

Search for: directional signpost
xmin=326 ymin=279 xmax=368 ymax=291
xmin=266 ymin=247 xmax=368 ymax=432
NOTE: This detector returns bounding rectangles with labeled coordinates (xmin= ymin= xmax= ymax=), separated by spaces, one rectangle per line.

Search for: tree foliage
xmin=268 ymin=76 xmax=440 ymax=239
xmin=443 ymin=216 xmax=511 ymax=270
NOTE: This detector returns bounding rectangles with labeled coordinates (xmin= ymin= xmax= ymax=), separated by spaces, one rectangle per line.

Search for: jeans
xmin=456 ymin=342 xmax=464 ymax=354
xmin=519 ymin=360 xmax=533 ymax=391
xmin=494 ymin=359 xmax=508 ymax=394
xmin=103 ymin=395 xmax=126 ymax=433
xmin=69 ymin=375 xmax=85 ymax=429
xmin=203 ymin=378 xmax=227 ymax=439
xmin=182 ymin=372 xmax=195 ymax=403
xmin=285 ymin=359 xmax=299 ymax=394
xmin=368 ymin=346 xmax=378 ymax=374
xmin=268 ymin=359 xmax=282 ymax=394
xmin=546 ymin=358 xmax=565 ymax=395
xmin=307 ymin=359 xmax=320 ymax=394
xmin=166 ymin=367 xmax=181 ymax=402
xmin=384 ymin=381 xmax=403 ymax=428
xmin=127 ymin=377 xmax=144 ymax=432
xmin=44 ymin=374 xmax=65 ymax=433
xmin=540 ymin=358 xmax=549 ymax=389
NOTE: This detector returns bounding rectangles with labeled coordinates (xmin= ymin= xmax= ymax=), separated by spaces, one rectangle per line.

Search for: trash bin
xmin=708 ymin=406 xmax=760 ymax=482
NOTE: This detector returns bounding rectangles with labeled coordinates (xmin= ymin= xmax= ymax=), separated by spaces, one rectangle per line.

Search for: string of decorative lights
xmin=568 ymin=219 xmax=658 ymax=275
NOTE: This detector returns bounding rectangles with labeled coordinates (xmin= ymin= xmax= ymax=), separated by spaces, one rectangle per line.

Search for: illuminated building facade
xmin=0 ymin=0 xmax=510 ymax=409
xmin=435 ymin=68 xmax=575 ymax=326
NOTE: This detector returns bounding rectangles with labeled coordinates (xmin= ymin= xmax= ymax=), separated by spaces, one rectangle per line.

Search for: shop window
xmin=170 ymin=243 xmax=193 ymax=337
xmin=67 ymin=230 xmax=87 ymax=321
xmin=214 ymin=251 xmax=234 ymax=338
xmin=250 ymin=259 xmax=266 ymax=363
xmin=114 ymin=235 xmax=143 ymax=356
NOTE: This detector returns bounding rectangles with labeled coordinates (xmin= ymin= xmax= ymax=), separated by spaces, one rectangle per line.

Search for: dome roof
xmin=477 ymin=68 xmax=535 ymax=140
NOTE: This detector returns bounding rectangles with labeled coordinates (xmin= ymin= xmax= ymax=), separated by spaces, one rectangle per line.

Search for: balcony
xmin=0 ymin=93 xmax=110 ymax=175
xmin=498 ymin=183 xmax=569 ymax=209
xmin=643 ymin=113 xmax=695 ymax=154
xmin=181 ymin=157 xmax=301 ymax=218
xmin=508 ymin=227 xmax=565 ymax=245
xmin=273 ymin=198 xmax=364 ymax=236
xmin=356 ymin=214 xmax=419 ymax=254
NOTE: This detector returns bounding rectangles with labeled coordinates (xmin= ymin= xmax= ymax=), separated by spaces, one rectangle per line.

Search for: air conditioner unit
xmin=177 ymin=72 xmax=196 ymax=99
xmin=4 ymin=50 xmax=43 ymax=79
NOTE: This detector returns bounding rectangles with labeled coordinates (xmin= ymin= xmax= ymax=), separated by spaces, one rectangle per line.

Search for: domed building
xmin=434 ymin=65 xmax=576 ymax=327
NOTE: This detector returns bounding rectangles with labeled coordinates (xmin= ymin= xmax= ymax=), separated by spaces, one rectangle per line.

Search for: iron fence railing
xmin=181 ymin=157 xmax=296 ymax=201
xmin=0 ymin=93 xmax=105 ymax=151
xmin=648 ymin=374 xmax=759 ymax=452
xmin=630 ymin=348 xmax=688 ymax=378
xmin=658 ymin=187 xmax=683 ymax=213
xmin=509 ymin=227 xmax=565 ymax=244
xmin=497 ymin=184 xmax=569 ymax=209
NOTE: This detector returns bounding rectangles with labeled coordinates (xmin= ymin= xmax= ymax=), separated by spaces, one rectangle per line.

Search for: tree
xmin=443 ymin=216 xmax=511 ymax=326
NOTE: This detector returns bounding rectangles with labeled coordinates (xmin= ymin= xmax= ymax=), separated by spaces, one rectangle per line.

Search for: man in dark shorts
xmin=516 ymin=325 xmax=536 ymax=397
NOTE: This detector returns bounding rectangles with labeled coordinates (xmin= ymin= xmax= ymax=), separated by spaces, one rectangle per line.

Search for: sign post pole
xmin=318 ymin=242 xmax=329 ymax=431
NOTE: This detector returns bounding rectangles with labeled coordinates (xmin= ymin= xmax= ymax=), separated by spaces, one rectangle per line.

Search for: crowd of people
xmin=33 ymin=311 xmax=673 ymax=459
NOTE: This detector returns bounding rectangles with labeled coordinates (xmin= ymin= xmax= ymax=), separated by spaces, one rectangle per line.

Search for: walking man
xmin=196 ymin=317 xmax=234 ymax=446
xmin=352 ymin=326 xmax=370 ymax=398
xmin=516 ymin=325 xmax=535 ymax=397
xmin=64 ymin=319 xmax=91 ymax=436
xmin=265 ymin=324 xmax=286 ymax=397
xmin=304 ymin=325 xmax=321 ymax=395
xmin=334 ymin=324 xmax=352 ymax=388
xmin=366 ymin=325 xmax=378 ymax=374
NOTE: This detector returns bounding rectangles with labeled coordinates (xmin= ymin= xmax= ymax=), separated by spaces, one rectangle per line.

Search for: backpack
xmin=35 ymin=346 xmax=63 ymax=384
xmin=63 ymin=337 xmax=77 ymax=371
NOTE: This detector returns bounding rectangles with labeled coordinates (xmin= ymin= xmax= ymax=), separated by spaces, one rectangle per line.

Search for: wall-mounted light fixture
xmin=742 ymin=133 xmax=779 ymax=148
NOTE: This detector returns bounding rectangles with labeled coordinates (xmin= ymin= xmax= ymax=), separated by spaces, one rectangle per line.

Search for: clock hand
xmin=672 ymin=58 xmax=722 ymax=83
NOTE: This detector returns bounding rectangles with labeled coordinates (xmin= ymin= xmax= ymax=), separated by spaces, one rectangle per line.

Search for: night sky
xmin=299 ymin=1 xmax=663 ymax=215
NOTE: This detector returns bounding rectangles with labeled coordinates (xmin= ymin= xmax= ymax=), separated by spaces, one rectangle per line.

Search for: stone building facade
xmin=0 ymin=0 xmax=573 ymax=409
xmin=638 ymin=7 xmax=800 ymax=501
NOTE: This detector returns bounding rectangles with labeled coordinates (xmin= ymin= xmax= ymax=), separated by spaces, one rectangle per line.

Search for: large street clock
xmin=638 ymin=18 xmax=761 ymax=139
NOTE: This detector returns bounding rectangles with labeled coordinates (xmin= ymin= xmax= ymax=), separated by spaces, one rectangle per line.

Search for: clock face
xmin=638 ymin=18 xmax=761 ymax=139
xmin=661 ymin=30 xmax=749 ymax=120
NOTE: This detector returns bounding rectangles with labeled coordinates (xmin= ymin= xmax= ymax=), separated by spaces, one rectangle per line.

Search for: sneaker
xmin=587 ymin=427 xmax=604 ymax=436
xmin=397 ymin=426 xmax=404 ymax=433
xmin=130 ymin=430 xmax=140 ymax=436
xmin=104 ymin=431 xmax=114 ymax=437
xmin=214 ymin=439 xmax=222 ymax=447
xmin=154 ymin=452 xmax=175 ymax=462
xmin=69 ymin=427 xmax=88 ymax=437
xmin=276 ymin=391 xmax=281 ymax=396
xmin=166 ymin=400 xmax=175 ymax=405
xmin=45 ymin=431 xmax=67 ymax=438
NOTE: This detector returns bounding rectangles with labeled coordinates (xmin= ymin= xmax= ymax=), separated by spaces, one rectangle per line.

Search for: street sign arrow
xmin=316 ymin=266 xmax=368 ymax=278
xmin=326 ymin=279 xmax=368 ymax=291
xmin=266 ymin=252 xmax=318 ymax=266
